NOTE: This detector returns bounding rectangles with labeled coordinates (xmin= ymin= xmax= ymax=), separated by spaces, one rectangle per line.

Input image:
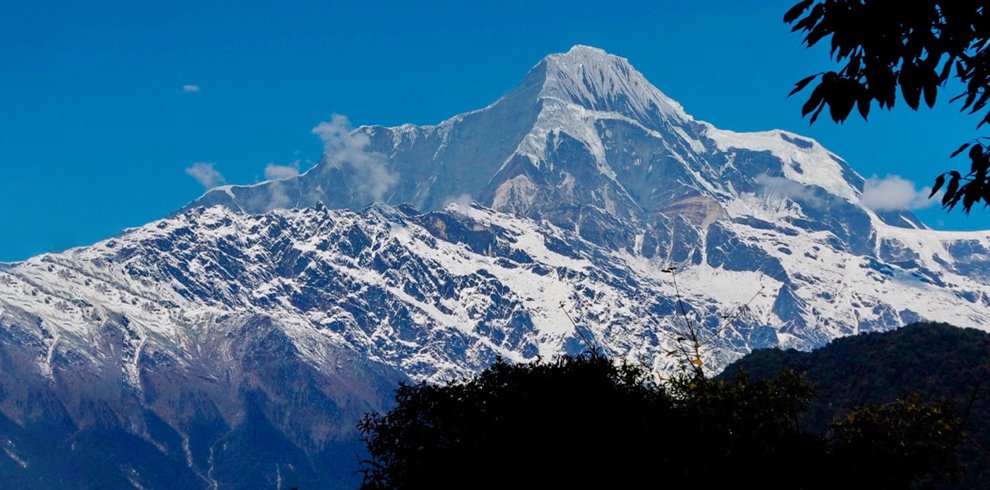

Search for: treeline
xmin=724 ymin=322 xmax=990 ymax=488
xmin=358 ymin=322 xmax=985 ymax=489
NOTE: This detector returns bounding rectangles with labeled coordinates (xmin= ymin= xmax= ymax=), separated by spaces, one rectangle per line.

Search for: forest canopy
xmin=359 ymin=351 xmax=961 ymax=489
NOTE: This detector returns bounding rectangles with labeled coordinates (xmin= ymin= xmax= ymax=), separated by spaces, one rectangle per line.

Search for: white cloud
xmin=312 ymin=114 xmax=354 ymax=146
xmin=264 ymin=162 xmax=301 ymax=180
xmin=185 ymin=162 xmax=225 ymax=189
xmin=755 ymin=174 xmax=821 ymax=207
xmin=443 ymin=193 xmax=474 ymax=210
xmin=182 ymin=84 xmax=200 ymax=93
xmin=312 ymin=114 xmax=398 ymax=202
xmin=266 ymin=181 xmax=293 ymax=210
xmin=860 ymin=175 xmax=935 ymax=212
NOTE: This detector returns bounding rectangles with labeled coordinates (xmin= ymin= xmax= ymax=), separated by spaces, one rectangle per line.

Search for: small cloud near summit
xmin=185 ymin=162 xmax=225 ymax=189
xmin=264 ymin=162 xmax=301 ymax=180
xmin=312 ymin=114 xmax=398 ymax=201
xmin=182 ymin=84 xmax=201 ymax=93
xmin=861 ymin=175 xmax=936 ymax=212
xmin=756 ymin=174 xmax=822 ymax=207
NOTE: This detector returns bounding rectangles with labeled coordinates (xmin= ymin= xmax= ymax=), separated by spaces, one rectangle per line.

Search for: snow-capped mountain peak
xmin=186 ymin=45 xmax=901 ymax=246
xmin=535 ymin=45 xmax=691 ymax=125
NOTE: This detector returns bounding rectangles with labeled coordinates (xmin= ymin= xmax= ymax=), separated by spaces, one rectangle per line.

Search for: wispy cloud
xmin=443 ymin=193 xmax=474 ymax=209
xmin=266 ymin=181 xmax=293 ymax=210
xmin=861 ymin=175 xmax=936 ymax=212
xmin=312 ymin=114 xmax=397 ymax=202
xmin=264 ymin=162 xmax=301 ymax=180
xmin=755 ymin=174 xmax=821 ymax=207
xmin=182 ymin=84 xmax=200 ymax=93
xmin=185 ymin=162 xmax=225 ymax=189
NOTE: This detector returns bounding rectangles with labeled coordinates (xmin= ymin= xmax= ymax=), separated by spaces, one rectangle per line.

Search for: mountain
xmin=193 ymin=45 xmax=924 ymax=244
xmin=192 ymin=45 xmax=990 ymax=341
xmin=1 ymin=45 xmax=989 ymax=487
xmin=0 ymin=202 xmax=771 ymax=488
xmin=722 ymin=322 xmax=990 ymax=488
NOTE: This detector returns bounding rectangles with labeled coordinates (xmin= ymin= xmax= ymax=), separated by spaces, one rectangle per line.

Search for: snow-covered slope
xmin=2 ymin=202 xmax=989 ymax=486
xmin=7 ymin=198 xmax=990 ymax=376
xmin=0 ymin=204 xmax=758 ymax=384
xmin=184 ymin=45 xmax=990 ymax=344
xmin=3 ymin=45 xmax=990 ymax=488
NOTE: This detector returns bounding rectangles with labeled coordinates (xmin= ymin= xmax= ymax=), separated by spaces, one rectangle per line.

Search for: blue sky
xmin=1 ymin=0 xmax=986 ymax=261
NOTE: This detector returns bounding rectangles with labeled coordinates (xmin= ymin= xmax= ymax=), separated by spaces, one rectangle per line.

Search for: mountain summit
xmin=537 ymin=45 xmax=691 ymax=124
xmin=176 ymin=44 xmax=990 ymax=347
xmin=189 ymin=46 xmax=723 ymax=224
xmin=1 ymin=46 xmax=989 ymax=487
xmin=191 ymin=45 xmax=913 ymax=252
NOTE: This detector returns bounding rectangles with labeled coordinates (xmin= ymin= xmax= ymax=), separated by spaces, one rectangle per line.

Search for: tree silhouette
xmin=785 ymin=0 xmax=990 ymax=212
xmin=358 ymin=354 xmax=961 ymax=489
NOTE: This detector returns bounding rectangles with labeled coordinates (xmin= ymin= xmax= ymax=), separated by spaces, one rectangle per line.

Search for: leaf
xmin=806 ymin=27 xmax=830 ymax=48
xmin=879 ymin=81 xmax=897 ymax=109
xmin=802 ymin=84 xmax=825 ymax=116
xmin=963 ymin=187 xmax=977 ymax=212
xmin=939 ymin=55 xmax=956 ymax=82
xmin=981 ymin=185 xmax=990 ymax=208
xmin=792 ymin=4 xmax=823 ymax=33
xmin=971 ymin=146 xmax=990 ymax=174
xmin=923 ymin=80 xmax=938 ymax=108
xmin=789 ymin=74 xmax=818 ymax=96
xmin=974 ymin=90 xmax=990 ymax=112
xmin=944 ymin=195 xmax=961 ymax=211
xmin=929 ymin=174 xmax=946 ymax=198
xmin=981 ymin=111 xmax=990 ymax=129
xmin=950 ymin=142 xmax=972 ymax=158
xmin=903 ymin=83 xmax=922 ymax=110
xmin=809 ymin=103 xmax=826 ymax=124
xmin=783 ymin=0 xmax=814 ymax=24
xmin=970 ymin=144 xmax=984 ymax=162
xmin=690 ymin=358 xmax=704 ymax=367
xmin=829 ymin=90 xmax=857 ymax=122
xmin=900 ymin=62 xmax=921 ymax=110
xmin=943 ymin=175 xmax=960 ymax=205
xmin=857 ymin=95 xmax=871 ymax=120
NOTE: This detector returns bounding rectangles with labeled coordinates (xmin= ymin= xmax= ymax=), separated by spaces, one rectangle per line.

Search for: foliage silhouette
xmin=359 ymin=353 xmax=960 ymax=489
xmin=785 ymin=0 xmax=990 ymax=212
xmin=830 ymin=396 xmax=962 ymax=489
xmin=725 ymin=322 xmax=990 ymax=488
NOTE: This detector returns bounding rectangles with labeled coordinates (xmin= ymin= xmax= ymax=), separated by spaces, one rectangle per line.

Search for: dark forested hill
xmin=722 ymin=322 xmax=990 ymax=488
